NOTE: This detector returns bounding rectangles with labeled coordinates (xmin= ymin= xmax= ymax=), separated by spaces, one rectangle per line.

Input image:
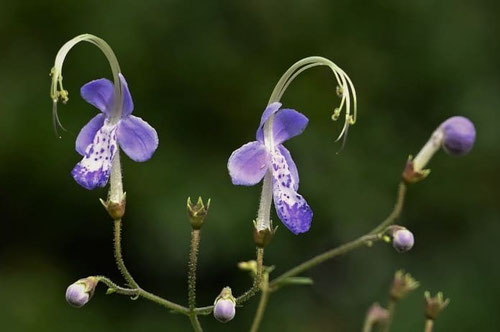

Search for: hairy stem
xmin=188 ymin=229 xmax=201 ymax=310
xmin=369 ymin=182 xmax=407 ymax=234
xmin=250 ymin=273 xmax=270 ymax=332
xmin=236 ymin=247 xmax=264 ymax=305
xmin=382 ymin=300 xmax=397 ymax=332
xmin=95 ymin=276 xmax=138 ymax=296
xmin=188 ymin=314 xmax=203 ymax=332
xmin=114 ymin=219 xmax=139 ymax=289
xmin=424 ymin=319 xmax=434 ymax=332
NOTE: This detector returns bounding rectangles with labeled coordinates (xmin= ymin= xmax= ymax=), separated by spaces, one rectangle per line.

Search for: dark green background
xmin=0 ymin=0 xmax=498 ymax=331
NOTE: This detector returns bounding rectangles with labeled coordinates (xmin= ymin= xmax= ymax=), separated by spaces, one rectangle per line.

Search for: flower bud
xmin=213 ymin=287 xmax=236 ymax=323
xmin=439 ymin=116 xmax=476 ymax=156
xmin=187 ymin=197 xmax=210 ymax=229
xmin=424 ymin=291 xmax=450 ymax=320
xmin=392 ymin=228 xmax=414 ymax=253
xmin=403 ymin=116 xmax=476 ymax=184
xmin=65 ymin=277 xmax=98 ymax=308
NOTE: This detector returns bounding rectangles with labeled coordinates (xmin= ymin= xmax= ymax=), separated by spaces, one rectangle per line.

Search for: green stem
xmin=369 ymin=182 xmax=407 ymax=235
xmin=269 ymin=233 xmax=381 ymax=288
xmin=236 ymin=247 xmax=264 ymax=305
xmin=188 ymin=314 xmax=203 ymax=332
xmin=114 ymin=219 xmax=139 ymax=289
xmin=250 ymin=273 xmax=270 ymax=332
xmin=382 ymin=300 xmax=397 ymax=332
xmin=424 ymin=319 xmax=434 ymax=332
xmin=188 ymin=229 xmax=201 ymax=310
xmin=138 ymin=288 xmax=190 ymax=314
xmin=95 ymin=276 xmax=138 ymax=296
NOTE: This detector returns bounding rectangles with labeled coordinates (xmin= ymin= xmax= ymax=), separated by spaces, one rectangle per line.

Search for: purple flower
xmin=227 ymin=102 xmax=313 ymax=234
xmin=439 ymin=116 xmax=476 ymax=156
xmin=71 ymin=74 xmax=158 ymax=189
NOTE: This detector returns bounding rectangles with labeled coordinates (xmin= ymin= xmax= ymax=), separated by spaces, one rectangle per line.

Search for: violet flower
xmin=228 ymin=102 xmax=313 ymax=234
xmin=72 ymin=74 xmax=158 ymax=189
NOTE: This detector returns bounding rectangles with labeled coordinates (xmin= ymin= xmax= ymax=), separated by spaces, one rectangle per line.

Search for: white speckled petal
xmin=271 ymin=146 xmax=312 ymax=234
xmin=71 ymin=122 xmax=118 ymax=190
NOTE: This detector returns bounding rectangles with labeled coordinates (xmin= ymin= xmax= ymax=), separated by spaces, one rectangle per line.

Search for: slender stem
xmin=270 ymin=233 xmax=380 ymax=288
xmin=382 ymin=300 xmax=397 ymax=332
xmin=424 ymin=319 xmax=434 ymax=332
xmin=114 ymin=219 xmax=139 ymax=289
xmin=95 ymin=276 xmax=138 ymax=296
xmin=188 ymin=314 xmax=203 ymax=332
xmin=236 ymin=247 xmax=264 ymax=305
xmin=250 ymin=273 xmax=270 ymax=332
xmin=188 ymin=229 xmax=201 ymax=310
xmin=369 ymin=182 xmax=407 ymax=235
xmin=137 ymin=288 xmax=190 ymax=314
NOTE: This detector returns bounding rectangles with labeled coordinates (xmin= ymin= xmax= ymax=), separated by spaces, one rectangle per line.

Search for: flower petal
xmin=81 ymin=78 xmax=114 ymax=114
xmin=75 ymin=114 xmax=105 ymax=156
xmin=71 ymin=123 xmax=118 ymax=190
xmin=228 ymin=141 xmax=269 ymax=186
xmin=271 ymin=147 xmax=312 ymax=234
xmin=80 ymin=74 xmax=134 ymax=116
xmin=272 ymin=109 xmax=309 ymax=145
xmin=256 ymin=102 xmax=282 ymax=143
xmin=278 ymin=145 xmax=299 ymax=190
xmin=119 ymin=73 xmax=134 ymax=117
xmin=116 ymin=115 xmax=158 ymax=162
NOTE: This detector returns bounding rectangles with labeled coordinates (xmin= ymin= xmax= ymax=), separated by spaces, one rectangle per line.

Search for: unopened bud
xmin=391 ymin=227 xmax=414 ymax=253
xmin=403 ymin=116 xmax=476 ymax=183
xmin=440 ymin=116 xmax=476 ymax=156
xmin=390 ymin=270 xmax=419 ymax=301
xmin=425 ymin=291 xmax=450 ymax=320
xmin=187 ymin=197 xmax=210 ymax=229
xmin=213 ymin=287 xmax=236 ymax=323
xmin=65 ymin=277 xmax=98 ymax=308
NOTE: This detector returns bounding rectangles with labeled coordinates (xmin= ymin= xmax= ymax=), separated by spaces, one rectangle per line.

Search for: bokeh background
xmin=0 ymin=0 xmax=499 ymax=331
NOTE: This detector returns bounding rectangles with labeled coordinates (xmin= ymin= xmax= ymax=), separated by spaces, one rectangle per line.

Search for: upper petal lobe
xmin=81 ymin=79 xmax=114 ymax=114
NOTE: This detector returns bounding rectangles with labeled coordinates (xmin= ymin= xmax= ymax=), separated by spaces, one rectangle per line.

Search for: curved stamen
xmin=50 ymin=34 xmax=124 ymax=135
xmin=267 ymin=56 xmax=357 ymax=143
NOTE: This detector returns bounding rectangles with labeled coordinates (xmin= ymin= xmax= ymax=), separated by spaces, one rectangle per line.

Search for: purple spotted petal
xmin=228 ymin=141 xmax=269 ymax=186
xmin=272 ymin=109 xmax=309 ymax=145
xmin=116 ymin=115 xmax=158 ymax=162
xmin=71 ymin=122 xmax=118 ymax=190
xmin=271 ymin=147 xmax=312 ymax=234
xmin=256 ymin=102 xmax=282 ymax=143
xmin=81 ymin=78 xmax=114 ymax=114
xmin=119 ymin=73 xmax=134 ymax=117
xmin=278 ymin=145 xmax=299 ymax=190
xmin=75 ymin=114 xmax=105 ymax=156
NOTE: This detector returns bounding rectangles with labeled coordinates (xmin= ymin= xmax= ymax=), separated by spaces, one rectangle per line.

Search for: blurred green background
xmin=0 ymin=0 xmax=499 ymax=331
